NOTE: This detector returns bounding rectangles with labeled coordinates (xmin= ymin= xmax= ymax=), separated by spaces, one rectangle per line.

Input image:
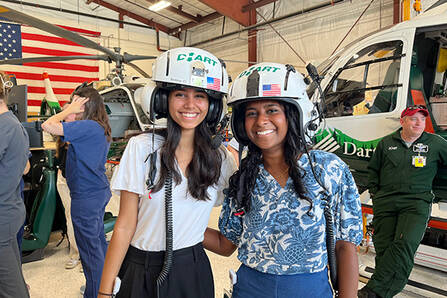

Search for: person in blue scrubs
xmin=42 ymin=87 xmax=112 ymax=298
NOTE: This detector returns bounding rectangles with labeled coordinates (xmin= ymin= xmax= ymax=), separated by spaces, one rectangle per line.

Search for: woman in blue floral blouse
xmin=204 ymin=63 xmax=363 ymax=298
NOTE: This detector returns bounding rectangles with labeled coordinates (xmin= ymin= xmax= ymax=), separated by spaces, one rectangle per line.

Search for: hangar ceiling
xmin=85 ymin=0 xmax=275 ymax=36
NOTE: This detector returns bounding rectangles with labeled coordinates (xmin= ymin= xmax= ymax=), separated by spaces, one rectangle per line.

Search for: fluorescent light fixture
xmin=149 ymin=0 xmax=171 ymax=12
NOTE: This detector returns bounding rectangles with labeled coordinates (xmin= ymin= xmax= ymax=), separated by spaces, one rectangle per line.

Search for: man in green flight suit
xmin=358 ymin=105 xmax=447 ymax=298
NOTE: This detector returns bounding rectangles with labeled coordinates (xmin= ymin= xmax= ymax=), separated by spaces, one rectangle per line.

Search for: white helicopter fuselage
xmin=310 ymin=3 xmax=447 ymax=277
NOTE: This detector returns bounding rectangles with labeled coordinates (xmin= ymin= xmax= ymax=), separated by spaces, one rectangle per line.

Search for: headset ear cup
xmin=236 ymin=120 xmax=249 ymax=146
xmin=206 ymin=98 xmax=222 ymax=130
xmin=160 ymin=89 xmax=169 ymax=118
xmin=149 ymin=88 xmax=158 ymax=122
xmin=231 ymin=108 xmax=249 ymax=146
xmin=206 ymin=99 xmax=215 ymax=123
xmin=151 ymin=88 xmax=169 ymax=120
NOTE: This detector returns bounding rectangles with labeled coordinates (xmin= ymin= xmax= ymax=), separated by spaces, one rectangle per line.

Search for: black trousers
xmin=117 ymin=243 xmax=214 ymax=298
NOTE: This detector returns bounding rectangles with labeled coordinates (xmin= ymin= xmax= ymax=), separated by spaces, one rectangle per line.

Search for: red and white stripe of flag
xmin=0 ymin=24 xmax=100 ymax=115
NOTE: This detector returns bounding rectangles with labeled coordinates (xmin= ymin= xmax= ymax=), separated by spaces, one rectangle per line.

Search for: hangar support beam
xmin=0 ymin=0 xmax=159 ymax=31
xmin=248 ymin=4 xmax=257 ymax=66
xmin=198 ymin=0 xmax=251 ymax=26
xmin=168 ymin=12 xmax=222 ymax=35
xmin=86 ymin=0 xmax=170 ymax=34
xmin=189 ymin=0 xmax=344 ymax=47
xmin=144 ymin=0 xmax=201 ymax=23
xmin=242 ymin=0 xmax=277 ymax=12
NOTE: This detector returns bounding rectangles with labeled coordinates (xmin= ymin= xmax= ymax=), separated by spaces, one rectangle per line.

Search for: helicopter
xmin=0 ymin=4 xmax=163 ymax=138
xmin=305 ymin=2 xmax=447 ymax=292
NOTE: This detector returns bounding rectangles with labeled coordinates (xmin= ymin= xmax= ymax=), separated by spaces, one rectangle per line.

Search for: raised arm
xmin=41 ymin=96 xmax=89 ymax=136
xmin=98 ymin=190 xmax=139 ymax=297
xmin=203 ymin=227 xmax=237 ymax=257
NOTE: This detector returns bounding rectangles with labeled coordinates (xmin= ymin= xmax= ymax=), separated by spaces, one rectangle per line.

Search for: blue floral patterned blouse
xmin=219 ymin=150 xmax=363 ymax=275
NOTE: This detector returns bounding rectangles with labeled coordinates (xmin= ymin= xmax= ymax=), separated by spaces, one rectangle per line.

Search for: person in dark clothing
xmin=359 ymin=105 xmax=447 ymax=298
xmin=0 ymin=72 xmax=30 ymax=298
xmin=16 ymin=157 xmax=30 ymax=253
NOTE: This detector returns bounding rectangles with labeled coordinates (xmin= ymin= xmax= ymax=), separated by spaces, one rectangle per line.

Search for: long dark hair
xmin=228 ymin=101 xmax=312 ymax=212
xmin=55 ymin=136 xmax=66 ymax=159
xmin=73 ymin=87 xmax=112 ymax=142
xmin=152 ymin=98 xmax=223 ymax=201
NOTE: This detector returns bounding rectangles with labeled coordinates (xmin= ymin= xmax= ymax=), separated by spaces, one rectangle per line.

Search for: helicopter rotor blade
xmin=126 ymin=62 xmax=151 ymax=78
xmin=0 ymin=55 xmax=110 ymax=65
xmin=123 ymin=53 xmax=157 ymax=63
xmin=0 ymin=5 xmax=119 ymax=60
xmin=0 ymin=5 xmax=160 ymax=80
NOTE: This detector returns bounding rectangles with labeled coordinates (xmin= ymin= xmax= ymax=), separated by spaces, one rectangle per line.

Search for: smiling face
xmin=168 ymin=87 xmax=209 ymax=131
xmin=400 ymin=111 xmax=426 ymax=140
xmin=244 ymin=100 xmax=288 ymax=154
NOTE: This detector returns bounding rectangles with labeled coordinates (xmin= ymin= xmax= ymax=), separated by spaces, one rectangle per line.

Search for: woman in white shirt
xmin=98 ymin=47 xmax=236 ymax=298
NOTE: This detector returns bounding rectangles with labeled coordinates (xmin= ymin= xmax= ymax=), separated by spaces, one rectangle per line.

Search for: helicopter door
xmin=314 ymin=30 xmax=415 ymax=191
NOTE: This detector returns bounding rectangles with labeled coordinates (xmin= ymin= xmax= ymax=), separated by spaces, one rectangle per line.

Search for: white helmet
xmin=150 ymin=47 xmax=229 ymax=131
xmin=228 ymin=62 xmax=318 ymax=146
xmin=152 ymin=47 xmax=229 ymax=94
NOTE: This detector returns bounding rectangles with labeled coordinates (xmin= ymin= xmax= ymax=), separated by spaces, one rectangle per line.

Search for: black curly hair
xmin=228 ymin=101 xmax=313 ymax=213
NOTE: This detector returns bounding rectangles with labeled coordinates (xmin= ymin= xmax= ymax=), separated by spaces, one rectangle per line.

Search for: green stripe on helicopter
xmin=313 ymin=128 xmax=382 ymax=159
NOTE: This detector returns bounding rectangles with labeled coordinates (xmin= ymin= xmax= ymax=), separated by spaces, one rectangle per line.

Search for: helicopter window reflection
xmin=324 ymin=40 xmax=403 ymax=118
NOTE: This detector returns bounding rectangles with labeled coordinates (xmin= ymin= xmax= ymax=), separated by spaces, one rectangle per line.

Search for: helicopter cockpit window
xmin=324 ymin=40 xmax=404 ymax=118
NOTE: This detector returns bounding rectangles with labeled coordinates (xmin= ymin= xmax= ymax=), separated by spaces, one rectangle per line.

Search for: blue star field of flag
xmin=0 ymin=22 xmax=22 ymax=60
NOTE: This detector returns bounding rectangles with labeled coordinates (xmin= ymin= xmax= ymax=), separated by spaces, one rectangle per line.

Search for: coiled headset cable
xmin=154 ymin=114 xmax=229 ymax=296
xmin=145 ymin=127 xmax=174 ymax=298
xmin=156 ymin=170 xmax=173 ymax=298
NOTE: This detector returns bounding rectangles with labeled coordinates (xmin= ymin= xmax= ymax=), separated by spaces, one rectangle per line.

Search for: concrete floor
xmin=21 ymin=195 xmax=447 ymax=298
xmin=21 ymin=197 xmax=240 ymax=298
xmin=358 ymin=246 xmax=447 ymax=298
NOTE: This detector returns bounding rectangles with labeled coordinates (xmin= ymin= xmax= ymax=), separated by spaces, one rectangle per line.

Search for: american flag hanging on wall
xmin=0 ymin=21 xmax=101 ymax=115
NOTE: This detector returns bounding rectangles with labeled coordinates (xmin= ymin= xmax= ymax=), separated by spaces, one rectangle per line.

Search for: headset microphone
xmin=210 ymin=113 xmax=230 ymax=149
xmin=306 ymin=63 xmax=321 ymax=83
xmin=210 ymin=134 xmax=223 ymax=149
